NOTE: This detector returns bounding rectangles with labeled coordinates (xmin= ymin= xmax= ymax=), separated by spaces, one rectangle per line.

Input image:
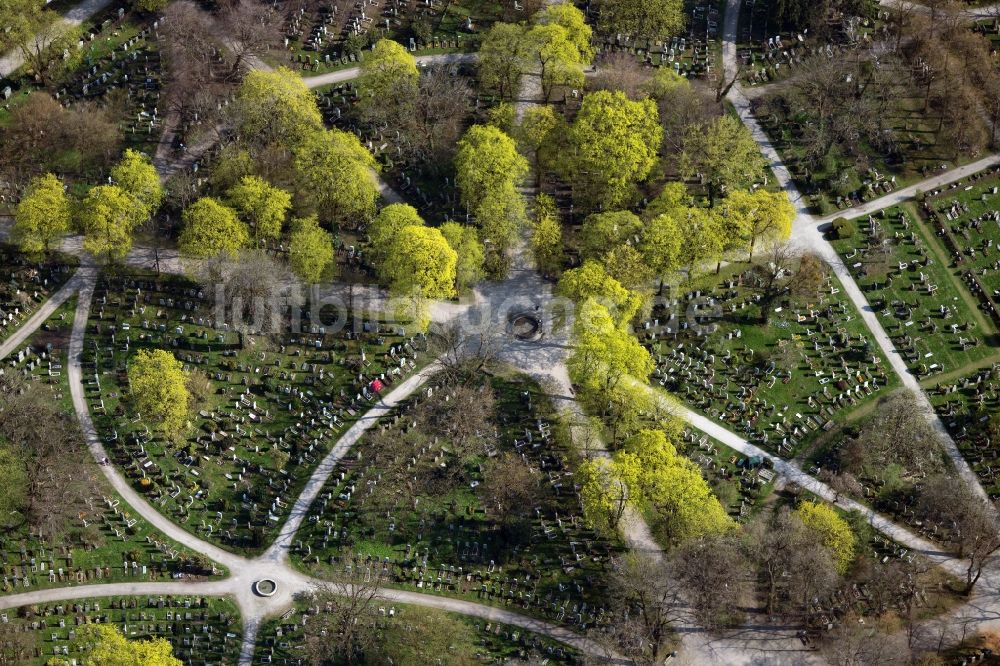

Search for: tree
xmin=399 ymin=66 xmax=471 ymax=172
xmin=129 ymin=349 xmax=190 ymax=438
xmin=11 ymin=173 xmax=70 ymax=255
xmin=134 ymin=0 xmax=169 ymax=11
xmin=534 ymin=2 xmax=595 ymax=62
xmin=602 ymin=553 xmax=682 ymax=664
xmin=569 ymin=298 xmax=652 ymax=397
xmin=358 ymin=38 xmax=419 ymax=124
xmin=179 ymin=197 xmax=249 ymax=259
xmin=640 ymin=211 xmax=683 ymax=288
xmin=0 ymin=443 xmax=27 ymax=534
xmin=302 ymin=572 xmax=384 ymax=666
xmin=517 ymin=105 xmax=564 ymax=173
xmin=531 ymin=195 xmax=563 ymax=275
xmin=0 ymin=0 xmax=44 ymax=56
xmin=673 ymin=207 xmax=724 ymax=281
xmin=557 ymin=261 xmax=645 ymax=327
xmin=474 ymin=188 xmax=527 ymax=276
xmin=220 ymin=0 xmax=280 ymax=80
xmin=580 ymin=211 xmax=644 ymax=260
xmin=227 ymin=175 xmax=291 ymax=245
xmin=455 ymin=124 xmax=528 ymax=212
xmin=603 ymin=244 xmax=654 ymax=290
xmin=440 ymin=222 xmax=485 ymax=293
xmin=579 ymin=457 xmax=631 ymax=533
xmin=477 ymin=23 xmax=526 ymax=99
xmin=111 ymin=149 xmax=164 ymax=219
xmin=382 ymin=225 xmax=458 ymax=300
xmin=596 ymin=0 xmax=685 ymax=41
xmin=369 ymin=203 xmax=425 ymax=267
xmin=567 ymin=90 xmax=662 ymax=209
xmin=234 ymin=67 xmax=323 ymax=150
xmin=288 ymin=215 xmax=335 ymax=283
xmin=522 ymin=23 xmax=585 ymax=100
xmin=846 ymin=391 xmax=945 ymax=478
xmin=79 ymin=185 xmax=146 ymax=263
xmin=796 ymin=501 xmax=856 ymax=574
xmin=681 ymin=115 xmax=768 ymax=205
xmin=671 ymin=533 xmax=747 ymax=629
xmin=719 ymin=189 xmax=795 ymax=261
xmin=820 ymin=612 xmax=910 ymax=666
xmin=74 ymin=625 xmax=181 ymax=666
xmin=481 ymin=452 xmax=541 ymax=539
xmin=292 ymin=128 xmax=379 ymax=227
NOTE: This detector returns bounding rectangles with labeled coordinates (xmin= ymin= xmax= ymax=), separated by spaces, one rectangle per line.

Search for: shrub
xmin=832 ymin=217 xmax=853 ymax=239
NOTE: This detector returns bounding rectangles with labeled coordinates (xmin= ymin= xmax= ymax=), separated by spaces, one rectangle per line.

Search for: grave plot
xmin=831 ymin=205 xmax=998 ymax=378
xmin=53 ymin=15 xmax=163 ymax=153
xmin=254 ymin=601 xmax=579 ymax=665
xmin=83 ymin=270 xmax=426 ymax=555
xmin=0 ymin=246 xmax=77 ymax=345
xmin=645 ymin=264 xmax=898 ymax=457
xmin=918 ymin=167 xmax=1000 ymax=334
xmin=930 ymin=363 xmax=1000 ymax=497
xmin=0 ymin=595 xmax=240 ymax=665
xmin=292 ymin=370 xmax=622 ymax=632
xmin=678 ymin=427 xmax=776 ymax=523
xmin=3 ymin=295 xmax=75 ymax=413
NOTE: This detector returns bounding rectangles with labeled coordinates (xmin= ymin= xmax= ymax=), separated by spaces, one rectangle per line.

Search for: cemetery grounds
xmin=0 ymin=595 xmax=241 ymax=665
xmin=832 ymin=166 xmax=1000 ymax=499
xmin=291 ymin=369 xmax=625 ymax=635
xmin=0 ymin=246 xmax=78 ymax=345
xmin=82 ymin=268 xmax=430 ymax=556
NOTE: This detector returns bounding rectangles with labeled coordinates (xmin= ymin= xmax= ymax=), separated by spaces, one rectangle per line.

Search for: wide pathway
xmin=0 ymin=266 xmax=83 ymax=360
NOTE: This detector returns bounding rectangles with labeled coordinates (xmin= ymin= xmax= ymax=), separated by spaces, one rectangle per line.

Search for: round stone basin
xmin=253 ymin=579 xmax=277 ymax=597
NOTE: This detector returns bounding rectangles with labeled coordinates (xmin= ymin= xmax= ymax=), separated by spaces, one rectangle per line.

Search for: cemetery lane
xmin=721 ymin=0 xmax=989 ymax=504
xmin=878 ymin=0 xmax=1000 ymax=21
xmin=301 ymin=52 xmax=477 ymax=90
xmin=0 ymin=266 xmax=84 ymax=361
xmin=0 ymin=0 xmax=114 ymax=78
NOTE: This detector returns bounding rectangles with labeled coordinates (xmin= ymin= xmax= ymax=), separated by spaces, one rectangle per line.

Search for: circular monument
xmin=253 ymin=579 xmax=277 ymax=597
xmin=509 ymin=312 xmax=542 ymax=341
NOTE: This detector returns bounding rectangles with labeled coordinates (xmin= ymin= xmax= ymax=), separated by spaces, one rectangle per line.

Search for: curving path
xmin=0 ymin=266 xmax=84 ymax=361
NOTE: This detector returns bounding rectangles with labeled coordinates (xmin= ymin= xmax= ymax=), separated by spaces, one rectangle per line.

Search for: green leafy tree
xmin=558 ymin=260 xmax=645 ymax=326
xmin=477 ymin=23 xmax=526 ymax=99
xmin=596 ymin=0 xmax=685 ymax=41
xmin=534 ymin=2 xmax=595 ymax=62
xmin=517 ymin=105 xmax=564 ymax=173
xmin=382 ymin=225 xmax=458 ymax=300
xmin=74 ymin=624 xmax=182 ymax=666
xmin=227 ymin=176 xmax=292 ymax=245
xmin=288 ymin=215 xmax=335 ymax=283
xmin=475 ymin=188 xmax=527 ymax=276
xmin=179 ymin=197 xmax=249 ymax=259
xmin=440 ymin=222 xmax=485 ymax=292
xmin=580 ymin=210 xmax=644 ymax=260
xmin=128 ymin=349 xmax=190 ymax=439
xmin=455 ymin=124 xmax=528 ymax=211
xmin=674 ymin=207 xmax=724 ymax=282
xmin=644 ymin=182 xmax=689 ymax=219
xmin=567 ymin=91 xmax=662 ymax=209
xmin=579 ymin=457 xmax=631 ymax=534
xmin=368 ymin=203 xmax=425 ymax=267
xmin=486 ymin=101 xmax=516 ymax=134
xmin=719 ymin=189 xmax=796 ymax=261
xmin=0 ymin=0 xmax=45 ymax=56
xmin=358 ymin=38 xmax=419 ymax=120
xmin=796 ymin=501 xmax=856 ymax=574
xmin=531 ymin=194 xmax=563 ymax=275
xmin=79 ymin=185 xmax=146 ymax=264
xmin=235 ymin=67 xmax=324 ymax=150
xmin=681 ymin=115 xmax=768 ymax=205
xmin=569 ymin=298 xmax=652 ymax=397
xmin=293 ymin=129 xmax=379 ymax=227
xmin=111 ymin=149 xmax=163 ymax=219
xmin=642 ymin=68 xmax=690 ymax=99
xmin=603 ymin=244 xmax=653 ymax=290
xmin=640 ymin=211 xmax=683 ymax=288
xmin=12 ymin=173 xmax=70 ymax=254
xmin=522 ymin=23 xmax=585 ymax=100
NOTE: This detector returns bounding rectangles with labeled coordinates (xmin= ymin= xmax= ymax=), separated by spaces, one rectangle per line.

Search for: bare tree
xmin=301 ymin=563 xmax=386 ymax=666
xmin=398 ymin=66 xmax=471 ymax=173
xmin=590 ymin=52 xmax=651 ymax=100
xmin=671 ymin=533 xmax=748 ymax=629
xmin=820 ymin=612 xmax=909 ymax=666
xmin=427 ymin=319 xmax=502 ymax=379
xmin=220 ymin=0 xmax=281 ymax=80
xmin=600 ymin=554 xmax=683 ymax=665
xmin=849 ymin=391 xmax=944 ymax=479
xmin=480 ymin=452 xmax=541 ymax=541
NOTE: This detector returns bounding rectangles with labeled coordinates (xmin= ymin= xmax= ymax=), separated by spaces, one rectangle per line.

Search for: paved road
xmin=879 ymin=0 xmax=1000 ymax=20
xmin=0 ymin=0 xmax=114 ymax=78
xmin=0 ymin=267 xmax=83 ymax=361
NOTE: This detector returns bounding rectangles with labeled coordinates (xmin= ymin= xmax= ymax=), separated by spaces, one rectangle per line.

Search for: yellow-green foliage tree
xmin=567 ymin=90 xmax=662 ymax=210
xmin=517 ymin=105 xmax=564 ymax=173
xmin=12 ymin=173 xmax=71 ymax=255
xmin=534 ymin=2 xmax=595 ymax=62
xmin=595 ymin=0 xmax=685 ymax=41
xmin=673 ymin=207 xmax=724 ymax=281
xmin=681 ymin=115 xmax=768 ymax=205
xmin=569 ymin=298 xmax=652 ymax=397
xmin=382 ymin=225 xmax=458 ymax=300
xmin=357 ymin=38 xmax=419 ymax=114
xmin=369 ymin=203 xmax=425 ymax=269
xmin=557 ymin=260 xmax=645 ymax=327
xmin=477 ymin=23 xmax=527 ymax=100
xmin=79 ymin=185 xmax=146 ymax=264
xmin=111 ymin=149 xmax=164 ymax=219
xmin=74 ymin=624 xmax=182 ymax=666
xmin=128 ymin=349 xmax=190 ymax=439
xmin=796 ymin=501 xmax=856 ymax=574
xmin=179 ymin=197 xmax=249 ymax=259
xmin=719 ymin=189 xmax=796 ymax=261
xmin=440 ymin=222 xmax=485 ymax=293
xmin=235 ymin=67 xmax=324 ymax=150
xmin=616 ymin=430 xmax=734 ymax=544
xmin=579 ymin=457 xmax=631 ymax=534
xmin=227 ymin=176 xmax=292 ymax=246
xmin=293 ymin=128 xmax=379 ymax=227
xmin=639 ymin=212 xmax=683 ymax=287
xmin=522 ymin=23 xmax=586 ymax=100
xmin=288 ymin=215 xmax=335 ymax=283
xmin=579 ymin=210 xmax=644 ymax=260
xmin=531 ymin=194 xmax=563 ymax=275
